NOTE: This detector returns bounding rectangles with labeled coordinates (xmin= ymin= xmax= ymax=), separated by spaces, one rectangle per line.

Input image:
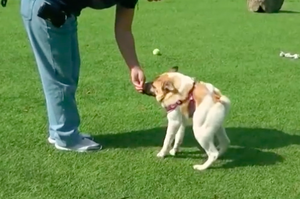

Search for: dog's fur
xmin=142 ymin=66 xmax=231 ymax=171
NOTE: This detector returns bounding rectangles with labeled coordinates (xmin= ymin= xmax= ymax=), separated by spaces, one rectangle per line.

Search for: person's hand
xmin=130 ymin=66 xmax=145 ymax=93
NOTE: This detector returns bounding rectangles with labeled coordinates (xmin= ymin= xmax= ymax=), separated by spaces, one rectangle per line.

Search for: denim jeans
xmin=20 ymin=0 xmax=82 ymax=147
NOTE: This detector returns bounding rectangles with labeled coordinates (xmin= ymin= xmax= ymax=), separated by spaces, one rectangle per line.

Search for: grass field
xmin=1 ymin=0 xmax=300 ymax=198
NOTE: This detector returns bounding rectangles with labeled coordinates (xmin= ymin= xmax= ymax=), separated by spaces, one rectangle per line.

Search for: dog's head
xmin=142 ymin=66 xmax=184 ymax=103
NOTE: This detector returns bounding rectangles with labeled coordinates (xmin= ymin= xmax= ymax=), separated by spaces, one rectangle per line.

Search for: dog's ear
xmin=162 ymin=80 xmax=175 ymax=92
xmin=169 ymin=66 xmax=178 ymax=72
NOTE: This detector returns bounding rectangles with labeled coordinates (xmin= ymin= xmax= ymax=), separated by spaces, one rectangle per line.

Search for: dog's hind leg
xmin=192 ymin=101 xmax=226 ymax=171
xmin=193 ymin=125 xmax=219 ymax=171
xmin=216 ymin=127 xmax=230 ymax=157
xmin=169 ymin=123 xmax=185 ymax=156
xmin=215 ymin=95 xmax=231 ymax=157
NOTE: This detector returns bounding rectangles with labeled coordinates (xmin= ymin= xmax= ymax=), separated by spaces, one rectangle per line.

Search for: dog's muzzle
xmin=142 ymin=82 xmax=155 ymax=97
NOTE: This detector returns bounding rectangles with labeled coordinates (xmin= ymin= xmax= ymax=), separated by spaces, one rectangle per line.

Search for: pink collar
xmin=165 ymin=83 xmax=196 ymax=117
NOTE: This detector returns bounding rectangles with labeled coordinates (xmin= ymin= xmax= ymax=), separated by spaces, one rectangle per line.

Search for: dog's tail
xmin=203 ymin=82 xmax=231 ymax=115
xmin=212 ymin=87 xmax=231 ymax=115
xmin=202 ymin=93 xmax=230 ymax=132
xmin=198 ymin=84 xmax=231 ymax=130
xmin=219 ymin=95 xmax=231 ymax=115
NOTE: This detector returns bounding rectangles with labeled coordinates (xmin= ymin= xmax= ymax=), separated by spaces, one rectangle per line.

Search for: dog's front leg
xmin=157 ymin=112 xmax=182 ymax=158
xmin=157 ymin=120 xmax=181 ymax=158
xmin=169 ymin=123 xmax=185 ymax=156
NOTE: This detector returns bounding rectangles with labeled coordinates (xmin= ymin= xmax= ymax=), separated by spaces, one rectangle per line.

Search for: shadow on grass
xmin=174 ymin=146 xmax=284 ymax=169
xmin=95 ymin=127 xmax=300 ymax=149
xmin=255 ymin=10 xmax=300 ymax=14
xmin=94 ymin=127 xmax=300 ymax=168
xmin=279 ymin=10 xmax=300 ymax=14
xmin=257 ymin=8 xmax=300 ymax=14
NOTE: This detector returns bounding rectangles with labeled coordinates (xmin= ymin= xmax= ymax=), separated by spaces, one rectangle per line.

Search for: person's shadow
xmin=94 ymin=126 xmax=300 ymax=169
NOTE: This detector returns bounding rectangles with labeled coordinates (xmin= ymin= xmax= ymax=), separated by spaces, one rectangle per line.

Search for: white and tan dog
xmin=142 ymin=66 xmax=231 ymax=171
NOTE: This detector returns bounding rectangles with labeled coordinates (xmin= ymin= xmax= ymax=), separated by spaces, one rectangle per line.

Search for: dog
xmin=142 ymin=66 xmax=231 ymax=171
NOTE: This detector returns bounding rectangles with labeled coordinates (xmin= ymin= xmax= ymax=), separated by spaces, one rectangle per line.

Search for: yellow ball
xmin=153 ymin=48 xmax=161 ymax=55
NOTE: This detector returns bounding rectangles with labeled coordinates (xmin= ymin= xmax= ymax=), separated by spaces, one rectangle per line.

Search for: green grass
xmin=1 ymin=0 xmax=300 ymax=198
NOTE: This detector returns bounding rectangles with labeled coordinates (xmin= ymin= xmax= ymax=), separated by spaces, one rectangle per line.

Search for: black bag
xmin=0 ymin=0 xmax=82 ymax=27
xmin=38 ymin=0 xmax=117 ymax=28
xmin=37 ymin=0 xmax=92 ymax=28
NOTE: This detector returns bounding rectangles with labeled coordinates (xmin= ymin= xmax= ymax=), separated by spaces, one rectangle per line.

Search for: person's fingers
xmin=132 ymin=73 xmax=143 ymax=85
xmin=136 ymin=88 xmax=143 ymax=92
xmin=132 ymin=79 xmax=140 ymax=87
xmin=135 ymin=83 xmax=143 ymax=89
xmin=138 ymin=78 xmax=144 ymax=87
xmin=131 ymin=73 xmax=139 ymax=85
xmin=130 ymin=68 xmax=146 ymax=93
xmin=134 ymin=83 xmax=143 ymax=92
xmin=138 ymin=71 xmax=145 ymax=85
xmin=141 ymin=71 xmax=145 ymax=82
xmin=132 ymin=79 xmax=143 ymax=92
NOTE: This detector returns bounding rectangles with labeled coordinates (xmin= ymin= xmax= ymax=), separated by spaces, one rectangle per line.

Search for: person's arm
xmin=114 ymin=2 xmax=140 ymax=70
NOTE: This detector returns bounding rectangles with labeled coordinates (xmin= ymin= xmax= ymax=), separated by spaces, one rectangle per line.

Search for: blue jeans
xmin=20 ymin=0 xmax=82 ymax=147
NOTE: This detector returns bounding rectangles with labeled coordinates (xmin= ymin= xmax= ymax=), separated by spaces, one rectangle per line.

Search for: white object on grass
xmin=279 ymin=51 xmax=285 ymax=57
xmin=279 ymin=51 xmax=299 ymax=60
xmin=293 ymin=54 xmax=299 ymax=59
xmin=285 ymin=53 xmax=293 ymax=58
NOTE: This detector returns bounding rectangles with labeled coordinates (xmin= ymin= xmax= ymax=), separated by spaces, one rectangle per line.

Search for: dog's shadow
xmin=94 ymin=127 xmax=300 ymax=168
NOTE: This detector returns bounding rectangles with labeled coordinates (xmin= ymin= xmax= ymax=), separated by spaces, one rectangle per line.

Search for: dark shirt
xmin=68 ymin=0 xmax=139 ymax=17
xmin=93 ymin=0 xmax=139 ymax=9
xmin=118 ymin=0 xmax=139 ymax=9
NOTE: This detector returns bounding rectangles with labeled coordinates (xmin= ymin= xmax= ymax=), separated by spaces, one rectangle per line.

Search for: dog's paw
xmin=169 ymin=148 xmax=178 ymax=156
xmin=193 ymin=164 xmax=208 ymax=171
xmin=157 ymin=150 xmax=167 ymax=158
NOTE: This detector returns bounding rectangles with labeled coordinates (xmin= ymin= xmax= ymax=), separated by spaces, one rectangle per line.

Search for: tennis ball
xmin=153 ymin=48 xmax=161 ymax=55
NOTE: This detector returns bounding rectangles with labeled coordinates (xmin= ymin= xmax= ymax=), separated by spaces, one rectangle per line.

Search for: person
xmin=20 ymin=0 xmax=160 ymax=152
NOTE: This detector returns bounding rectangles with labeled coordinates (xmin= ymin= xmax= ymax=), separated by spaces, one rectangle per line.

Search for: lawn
xmin=1 ymin=0 xmax=300 ymax=198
